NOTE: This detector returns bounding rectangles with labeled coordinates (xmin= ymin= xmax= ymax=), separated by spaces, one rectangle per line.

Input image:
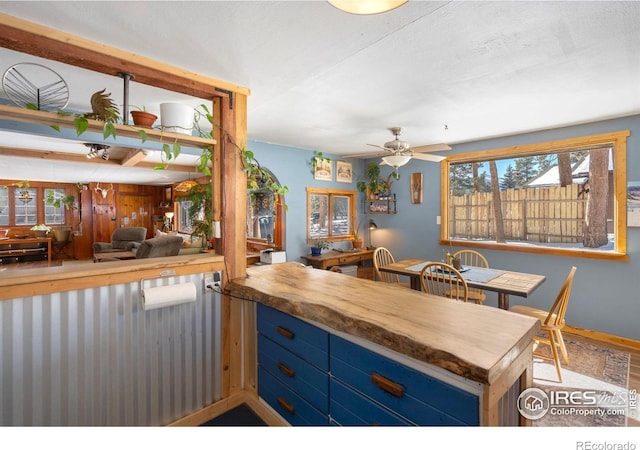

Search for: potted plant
xmin=181 ymin=182 xmax=213 ymax=248
xmin=310 ymin=238 xmax=329 ymax=256
xmin=30 ymin=224 xmax=52 ymax=238
xmin=352 ymin=219 xmax=364 ymax=249
xmin=357 ymin=162 xmax=382 ymax=200
xmin=130 ymin=105 xmax=158 ymax=128
xmin=160 ymin=102 xmax=195 ymax=135
xmin=45 ymin=189 xmax=77 ymax=210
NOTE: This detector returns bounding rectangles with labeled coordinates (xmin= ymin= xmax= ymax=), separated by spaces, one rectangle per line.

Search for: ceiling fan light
xmin=328 ymin=0 xmax=407 ymax=15
xmin=382 ymin=154 xmax=411 ymax=169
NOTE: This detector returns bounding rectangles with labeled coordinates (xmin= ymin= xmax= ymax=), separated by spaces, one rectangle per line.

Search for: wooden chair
xmin=453 ymin=249 xmax=489 ymax=304
xmin=373 ymin=247 xmax=409 ymax=287
xmin=509 ymin=266 xmax=577 ymax=382
xmin=420 ymin=262 xmax=469 ymax=302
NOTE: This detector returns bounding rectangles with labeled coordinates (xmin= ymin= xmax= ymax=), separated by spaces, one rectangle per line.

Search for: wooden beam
xmin=0 ymin=13 xmax=250 ymax=99
xmin=0 ymin=146 xmax=196 ymax=172
xmin=120 ymin=149 xmax=148 ymax=167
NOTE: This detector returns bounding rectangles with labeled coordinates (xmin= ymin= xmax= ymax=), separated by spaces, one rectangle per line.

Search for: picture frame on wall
xmin=314 ymin=156 xmax=333 ymax=181
xmin=336 ymin=161 xmax=353 ymax=183
xmin=164 ymin=186 xmax=173 ymax=204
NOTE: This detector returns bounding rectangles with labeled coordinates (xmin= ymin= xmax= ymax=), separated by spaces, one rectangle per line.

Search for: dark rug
xmin=532 ymin=336 xmax=631 ymax=427
xmin=200 ymin=404 xmax=266 ymax=426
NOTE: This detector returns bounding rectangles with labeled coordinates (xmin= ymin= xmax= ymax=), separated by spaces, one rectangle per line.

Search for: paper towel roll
xmin=142 ymin=282 xmax=197 ymax=311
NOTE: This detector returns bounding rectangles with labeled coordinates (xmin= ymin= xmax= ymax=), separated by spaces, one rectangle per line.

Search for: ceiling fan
xmin=366 ymin=127 xmax=450 ymax=169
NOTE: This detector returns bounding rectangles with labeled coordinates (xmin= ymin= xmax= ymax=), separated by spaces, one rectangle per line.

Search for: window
xmin=307 ymin=187 xmax=357 ymax=242
xmin=14 ymin=187 xmax=37 ymax=226
xmin=0 ymin=184 xmax=72 ymax=227
xmin=441 ymin=130 xmax=629 ymax=260
xmin=44 ymin=188 xmax=65 ymax=224
xmin=0 ymin=187 xmax=8 ymax=226
xmin=177 ymin=200 xmax=193 ymax=233
xmin=246 ymin=168 xmax=286 ymax=251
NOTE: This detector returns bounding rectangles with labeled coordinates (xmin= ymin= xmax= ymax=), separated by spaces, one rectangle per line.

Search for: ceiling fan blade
xmin=412 ymin=143 xmax=451 ymax=153
xmin=366 ymin=143 xmax=391 ymax=152
xmin=411 ymin=152 xmax=446 ymax=162
xmin=343 ymin=150 xmax=386 ymax=158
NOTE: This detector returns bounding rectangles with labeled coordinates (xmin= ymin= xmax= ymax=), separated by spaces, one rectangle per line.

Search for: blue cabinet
xmin=257 ymin=304 xmax=481 ymax=426
xmin=330 ymin=334 xmax=479 ymax=425
xmin=257 ymin=303 xmax=330 ymax=425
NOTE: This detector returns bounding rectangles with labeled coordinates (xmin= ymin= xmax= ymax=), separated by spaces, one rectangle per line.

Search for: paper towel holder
xmin=139 ymin=270 xmax=178 ymax=296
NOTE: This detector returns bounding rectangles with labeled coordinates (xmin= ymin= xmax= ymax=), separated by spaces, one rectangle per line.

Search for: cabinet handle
xmin=276 ymin=325 xmax=294 ymax=340
xmin=277 ymin=396 xmax=295 ymax=415
xmin=277 ymin=361 xmax=295 ymax=378
xmin=371 ymin=373 xmax=405 ymax=398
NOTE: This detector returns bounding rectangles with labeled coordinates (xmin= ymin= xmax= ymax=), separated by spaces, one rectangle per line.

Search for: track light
xmin=84 ymin=143 xmax=110 ymax=160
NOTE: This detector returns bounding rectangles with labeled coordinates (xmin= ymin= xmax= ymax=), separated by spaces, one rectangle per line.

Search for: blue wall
xmin=251 ymin=114 xmax=640 ymax=341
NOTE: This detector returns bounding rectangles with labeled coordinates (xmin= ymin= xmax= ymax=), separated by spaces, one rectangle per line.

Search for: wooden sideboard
xmin=300 ymin=248 xmax=374 ymax=279
xmin=0 ymin=237 xmax=51 ymax=264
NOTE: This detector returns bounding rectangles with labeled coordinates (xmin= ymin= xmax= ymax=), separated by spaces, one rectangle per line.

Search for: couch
xmin=134 ymin=235 xmax=184 ymax=259
xmin=93 ymin=227 xmax=147 ymax=255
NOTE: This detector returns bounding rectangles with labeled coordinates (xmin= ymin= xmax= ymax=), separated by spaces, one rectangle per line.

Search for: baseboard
xmin=564 ymin=324 xmax=640 ymax=351
xmin=167 ymin=390 xmax=287 ymax=426
xmin=167 ymin=392 xmax=247 ymax=426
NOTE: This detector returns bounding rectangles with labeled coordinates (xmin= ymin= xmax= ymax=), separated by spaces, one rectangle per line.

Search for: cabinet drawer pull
xmin=276 ymin=325 xmax=295 ymax=340
xmin=277 ymin=396 xmax=295 ymax=415
xmin=371 ymin=373 xmax=405 ymax=398
xmin=277 ymin=361 xmax=295 ymax=378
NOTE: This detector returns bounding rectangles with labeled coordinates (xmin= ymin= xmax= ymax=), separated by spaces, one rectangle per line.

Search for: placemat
xmin=463 ymin=267 xmax=503 ymax=283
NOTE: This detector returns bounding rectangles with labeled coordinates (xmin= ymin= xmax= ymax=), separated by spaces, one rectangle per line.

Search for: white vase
xmin=160 ymin=103 xmax=194 ymax=135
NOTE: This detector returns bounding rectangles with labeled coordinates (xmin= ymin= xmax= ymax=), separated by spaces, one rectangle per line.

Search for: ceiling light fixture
xmin=174 ymin=179 xmax=198 ymax=193
xmin=85 ymin=143 xmax=110 ymax=160
xmin=381 ymin=154 xmax=411 ymax=169
xmin=328 ymin=0 xmax=407 ymax=15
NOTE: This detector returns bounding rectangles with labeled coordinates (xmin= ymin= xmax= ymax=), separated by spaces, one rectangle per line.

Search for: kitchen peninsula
xmin=228 ymin=262 xmax=540 ymax=426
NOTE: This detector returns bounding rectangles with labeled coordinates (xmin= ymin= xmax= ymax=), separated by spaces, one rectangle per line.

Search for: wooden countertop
xmin=0 ymin=253 xmax=225 ymax=301
xmin=228 ymin=262 xmax=540 ymax=385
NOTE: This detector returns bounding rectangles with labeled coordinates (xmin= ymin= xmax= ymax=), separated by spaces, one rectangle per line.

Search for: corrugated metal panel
xmin=0 ymin=273 xmax=221 ymax=426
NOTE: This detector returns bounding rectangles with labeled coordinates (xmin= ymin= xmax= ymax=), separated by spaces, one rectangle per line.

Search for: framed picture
xmin=410 ymin=172 xmax=423 ymax=204
xmin=336 ymin=161 xmax=353 ymax=183
xmin=314 ymin=156 xmax=333 ymax=181
xmin=164 ymin=186 xmax=173 ymax=204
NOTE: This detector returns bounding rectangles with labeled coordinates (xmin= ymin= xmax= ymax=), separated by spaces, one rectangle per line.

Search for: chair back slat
xmin=544 ymin=266 xmax=577 ymax=327
xmin=420 ymin=262 xmax=469 ymax=302
xmin=453 ymin=249 xmax=488 ymax=303
xmin=373 ymin=247 xmax=401 ymax=283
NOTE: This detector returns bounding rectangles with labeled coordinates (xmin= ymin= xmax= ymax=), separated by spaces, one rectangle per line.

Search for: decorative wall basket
xmin=411 ymin=172 xmax=423 ymax=204
xmin=160 ymin=103 xmax=194 ymax=135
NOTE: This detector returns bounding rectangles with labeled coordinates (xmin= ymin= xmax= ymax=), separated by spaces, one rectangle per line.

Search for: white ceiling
xmin=1 ymin=1 xmax=639 ymax=185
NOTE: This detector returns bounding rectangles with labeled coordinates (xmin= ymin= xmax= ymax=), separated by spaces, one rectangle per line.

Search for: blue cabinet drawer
xmin=257 ymin=303 xmax=329 ymax=371
xmin=330 ymin=378 xmax=411 ymax=426
xmin=258 ymin=333 xmax=329 ymax=414
xmin=258 ymin=366 xmax=329 ymax=426
xmin=330 ymin=335 xmax=479 ymax=425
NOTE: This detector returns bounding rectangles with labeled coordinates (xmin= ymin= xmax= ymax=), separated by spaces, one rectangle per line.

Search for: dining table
xmin=379 ymin=258 xmax=546 ymax=310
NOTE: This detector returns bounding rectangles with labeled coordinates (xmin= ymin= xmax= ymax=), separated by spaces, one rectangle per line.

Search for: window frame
xmin=0 ymin=183 xmax=71 ymax=228
xmin=440 ymin=130 xmax=629 ymax=261
xmin=306 ymin=187 xmax=357 ymax=243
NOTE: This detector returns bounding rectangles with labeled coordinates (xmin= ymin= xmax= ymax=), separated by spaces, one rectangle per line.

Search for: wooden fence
xmin=449 ymin=184 xmax=587 ymax=243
